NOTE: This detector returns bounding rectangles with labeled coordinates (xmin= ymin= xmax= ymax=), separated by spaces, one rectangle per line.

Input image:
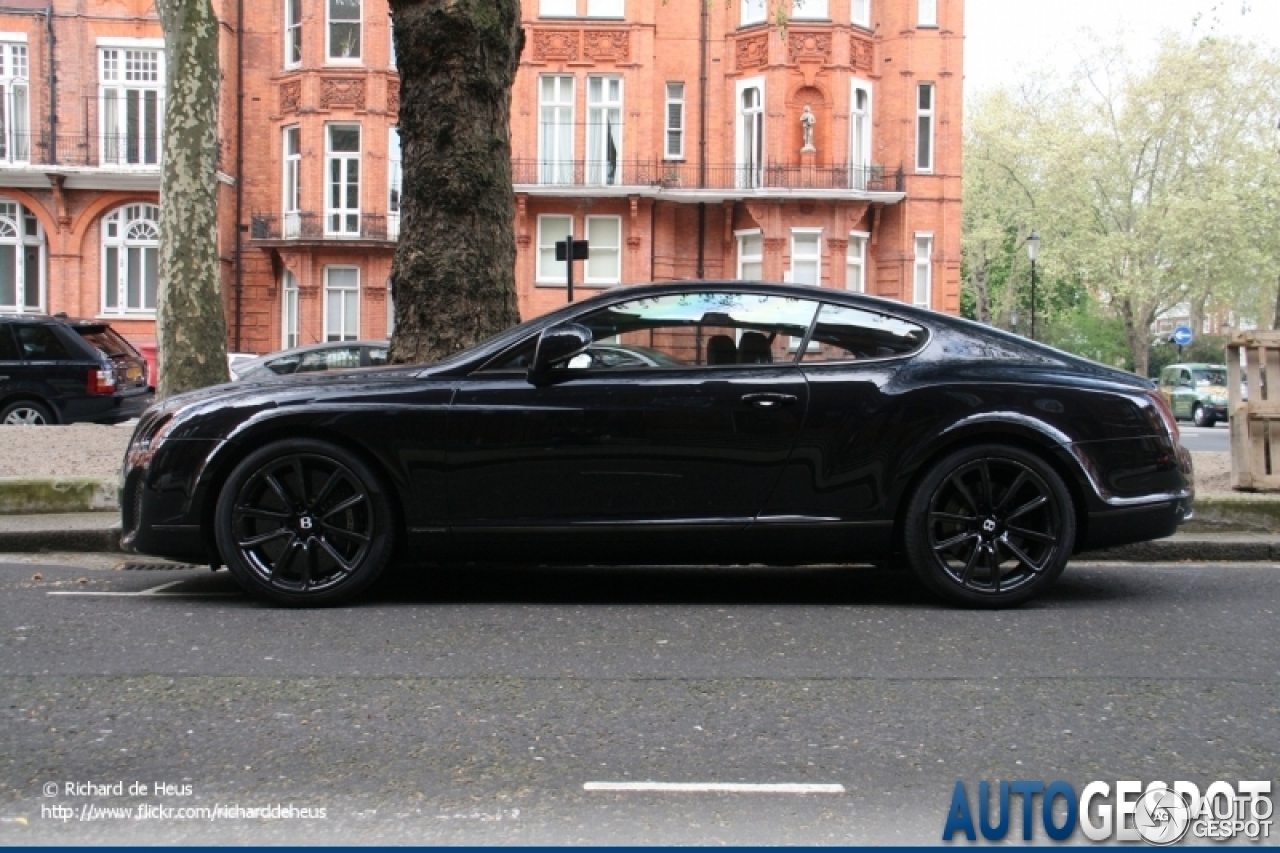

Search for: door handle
xmin=741 ymin=392 xmax=797 ymax=409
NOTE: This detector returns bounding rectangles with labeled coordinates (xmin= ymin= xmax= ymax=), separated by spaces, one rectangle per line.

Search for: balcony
xmin=512 ymin=159 xmax=905 ymax=203
xmin=250 ymin=211 xmax=400 ymax=245
xmin=0 ymin=130 xmax=164 ymax=191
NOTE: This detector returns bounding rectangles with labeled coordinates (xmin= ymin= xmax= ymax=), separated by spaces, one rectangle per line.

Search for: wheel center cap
xmin=297 ymin=514 xmax=316 ymax=532
xmin=982 ymin=518 xmax=998 ymax=534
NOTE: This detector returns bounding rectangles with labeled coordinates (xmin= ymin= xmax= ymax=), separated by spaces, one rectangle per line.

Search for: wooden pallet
xmin=1227 ymin=330 xmax=1280 ymax=490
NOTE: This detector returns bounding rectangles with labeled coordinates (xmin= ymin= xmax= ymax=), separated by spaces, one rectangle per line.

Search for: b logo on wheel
xmin=299 ymin=516 xmax=313 ymax=530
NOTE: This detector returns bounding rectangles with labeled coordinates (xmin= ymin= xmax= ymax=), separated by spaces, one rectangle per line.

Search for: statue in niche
xmin=800 ymin=105 xmax=817 ymax=153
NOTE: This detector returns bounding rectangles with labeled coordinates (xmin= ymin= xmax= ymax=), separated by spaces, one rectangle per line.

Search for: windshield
xmin=1193 ymin=369 xmax=1226 ymax=386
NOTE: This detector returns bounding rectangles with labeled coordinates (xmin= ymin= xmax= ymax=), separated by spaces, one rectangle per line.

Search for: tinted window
xmin=15 ymin=324 xmax=71 ymax=360
xmin=297 ymin=347 xmax=362 ymax=373
xmin=800 ymin=303 xmax=927 ymax=362
xmin=368 ymin=346 xmax=388 ymax=366
xmin=75 ymin=326 xmax=138 ymax=358
xmin=265 ymin=355 xmax=302 ymax=375
xmin=486 ymin=292 xmax=821 ymax=372
xmin=0 ymin=324 xmax=18 ymax=361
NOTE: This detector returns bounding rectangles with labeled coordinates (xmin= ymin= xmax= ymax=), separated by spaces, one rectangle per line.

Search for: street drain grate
xmin=116 ymin=561 xmax=204 ymax=571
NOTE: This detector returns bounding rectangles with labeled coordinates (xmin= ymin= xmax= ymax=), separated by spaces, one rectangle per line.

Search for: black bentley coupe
xmin=121 ymin=282 xmax=1192 ymax=607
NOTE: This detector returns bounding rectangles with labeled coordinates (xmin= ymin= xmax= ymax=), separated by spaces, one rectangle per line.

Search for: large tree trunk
xmin=388 ymin=0 xmax=524 ymax=364
xmin=970 ymin=251 xmax=990 ymax=324
xmin=1119 ymin=296 xmax=1154 ymax=377
xmin=154 ymin=0 xmax=229 ymax=398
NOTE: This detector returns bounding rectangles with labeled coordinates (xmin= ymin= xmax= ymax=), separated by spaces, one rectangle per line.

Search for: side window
xmin=0 ymin=324 xmax=18 ymax=361
xmin=16 ymin=324 xmax=71 ymax=360
xmin=368 ymin=346 xmax=388 ymax=366
xmin=800 ymin=303 xmax=927 ymax=362
xmin=266 ymin=355 xmax=302 ymax=375
xmin=480 ymin=292 xmax=820 ymax=373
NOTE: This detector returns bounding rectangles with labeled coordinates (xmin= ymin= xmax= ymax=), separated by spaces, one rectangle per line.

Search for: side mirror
xmin=527 ymin=322 xmax=593 ymax=385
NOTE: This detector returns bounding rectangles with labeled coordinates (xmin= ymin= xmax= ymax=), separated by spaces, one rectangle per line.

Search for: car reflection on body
xmin=121 ymin=282 xmax=1193 ymax=608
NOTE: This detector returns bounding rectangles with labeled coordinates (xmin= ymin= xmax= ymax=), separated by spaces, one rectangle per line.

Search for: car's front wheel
xmin=215 ymin=439 xmax=395 ymax=606
xmin=1192 ymin=405 xmax=1215 ymax=428
xmin=1 ymin=400 xmax=53 ymax=425
xmin=903 ymin=445 xmax=1076 ymax=607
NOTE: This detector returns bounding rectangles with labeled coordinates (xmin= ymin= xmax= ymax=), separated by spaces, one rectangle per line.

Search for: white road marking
xmin=48 ymin=581 xmax=239 ymax=598
xmin=584 ymin=782 xmax=845 ymax=794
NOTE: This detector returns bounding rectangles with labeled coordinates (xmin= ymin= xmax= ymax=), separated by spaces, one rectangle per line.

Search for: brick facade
xmin=0 ymin=0 xmax=962 ymax=359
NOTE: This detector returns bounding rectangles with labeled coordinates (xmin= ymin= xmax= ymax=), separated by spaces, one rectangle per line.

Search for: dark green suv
xmin=1157 ymin=363 xmax=1228 ymax=427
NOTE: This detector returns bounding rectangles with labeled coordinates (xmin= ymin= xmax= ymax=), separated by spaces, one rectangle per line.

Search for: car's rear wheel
xmin=1 ymin=400 xmax=53 ymax=425
xmin=904 ymin=444 xmax=1075 ymax=607
xmin=215 ymin=439 xmax=395 ymax=606
xmin=1192 ymin=405 xmax=1214 ymax=428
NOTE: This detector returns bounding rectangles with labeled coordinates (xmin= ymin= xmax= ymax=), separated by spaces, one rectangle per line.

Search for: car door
xmin=1173 ymin=368 xmax=1194 ymax=419
xmin=0 ymin=323 xmax=20 ymax=400
xmin=446 ymin=289 xmax=818 ymax=560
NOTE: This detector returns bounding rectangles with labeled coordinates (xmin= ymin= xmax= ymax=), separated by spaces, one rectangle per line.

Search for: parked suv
xmin=0 ymin=314 xmax=153 ymax=425
xmin=1157 ymin=362 xmax=1229 ymax=427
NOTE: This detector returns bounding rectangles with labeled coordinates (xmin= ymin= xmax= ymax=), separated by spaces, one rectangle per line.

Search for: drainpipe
xmin=233 ymin=0 xmax=244 ymax=351
xmin=45 ymin=2 xmax=55 ymax=166
xmin=695 ymin=0 xmax=708 ymax=278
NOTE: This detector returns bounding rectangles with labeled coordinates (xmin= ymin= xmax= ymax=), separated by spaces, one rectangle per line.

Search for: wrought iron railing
xmin=250 ymin=211 xmax=400 ymax=242
xmin=512 ymin=159 xmax=903 ymax=192
xmin=0 ymin=132 xmax=165 ymax=168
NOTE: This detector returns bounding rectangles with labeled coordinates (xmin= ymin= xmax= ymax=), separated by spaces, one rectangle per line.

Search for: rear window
xmin=74 ymin=326 xmax=138 ymax=358
xmin=800 ymin=304 xmax=928 ymax=362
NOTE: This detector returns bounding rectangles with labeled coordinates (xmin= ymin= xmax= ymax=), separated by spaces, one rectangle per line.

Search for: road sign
xmin=1172 ymin=325 xmax=1193 ymax=347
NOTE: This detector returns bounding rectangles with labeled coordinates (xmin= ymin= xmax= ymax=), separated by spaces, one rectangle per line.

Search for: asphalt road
xmin=1178 ymin=425 xmax=1230 ymax=453
xmin=1 ymin=553 xmax=1276 ymax=845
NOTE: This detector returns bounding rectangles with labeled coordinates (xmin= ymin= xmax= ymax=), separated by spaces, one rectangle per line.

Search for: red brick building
xmin=0 ymin=0 xmax=962 ymax=357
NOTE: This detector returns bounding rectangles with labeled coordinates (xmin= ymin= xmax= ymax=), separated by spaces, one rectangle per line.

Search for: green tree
xmin=963 ymin=36 xmax=1280 ymax=375
xmin=154 ymin=0 xmax=230 ymax=397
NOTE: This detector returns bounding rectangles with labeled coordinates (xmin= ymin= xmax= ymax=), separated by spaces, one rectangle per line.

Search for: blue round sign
xmin=1172 ymin=325 xmax=1193 ymax=346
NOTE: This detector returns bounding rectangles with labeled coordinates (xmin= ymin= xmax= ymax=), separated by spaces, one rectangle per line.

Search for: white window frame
xmin=0 ymin=41 xmax=30 ymax=164
xmin=327 ymin=0 xmax=362 ymax=62
xmin=740 ymin=0 xmax=765 ymax=26
xmin=849 ymin=79 xmax=872 ymax=189
xmin=0 ymin=198 xmax=44 ymax=313
xmin=790 ymin=228 xmax=823 ymax=286
xmin=388 ymin=14 xmax=396 ymax=66
xmin=913 ymin=232 xmax=933 ymax=308
xmin=98 ymin=43 xmax=164 ymax=167
xmin=285 ymin=0 xmax=302 ymax=67
xmin=282 ymin=125 xmax=301 ymax=238
xmin=792 ymin=0 xmax=828 ymax=20
xmin=539 ymin=0 xmax=576 ymax=16
xmin=387 ymin=126 xmax=402 ymax=239
xmin=584 ymin=215 xmax=622 ymax=285
xmin=736 ymin=229 xmax=762 ymax=280
xmin=918 ymin=0 xmax=937 ymax=27
xmin=586 ymin=75 xmax=623 ymax=186
xmin=846 ymin=231 xmax=868 ymax=293
xmin=852 ymin=0 xmax=870 ymax=28
xmin=586 ymin=0 xmax=624 ymax=16
xmin=916 ymin=82 xmax=935 ymax=174
xmin=323 ymin=265 xmax=360 ymax=341
xmin=536 ymin=214 xmax=573 ymax=284
xmin=538 ymin=75 xmax=575 ymax=184
xmin=664 ymin=82 xmax=685 ymax=160
xmin=735 ymin=77 xmax=765 ymax=189
xmin=325 ymin=123 xmax=361 ymax=236
xmin=100 ymin=203 xmax=160 ymax=317
xmin=282 ymin=268 xmax=300 ymax=348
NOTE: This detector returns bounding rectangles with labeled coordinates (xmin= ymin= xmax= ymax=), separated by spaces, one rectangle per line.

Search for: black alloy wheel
xmin=1 ymin=400 xmax=53 ymax=425
xmin=215 ymin=439 xmax=395 ymax=606
xmin=904 ymin=444 xmax=1075 ymax=607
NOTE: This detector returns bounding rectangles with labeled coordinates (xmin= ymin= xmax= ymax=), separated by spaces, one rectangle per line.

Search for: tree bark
xmin=388 ymin=0 xmax=524 ymax=364
xmin=154 ymin=0 xmax=229 ymax=398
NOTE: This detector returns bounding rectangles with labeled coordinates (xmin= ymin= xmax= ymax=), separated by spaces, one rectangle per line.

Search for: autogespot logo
xmin=942 ymin=779 xmax=1272 ymax=844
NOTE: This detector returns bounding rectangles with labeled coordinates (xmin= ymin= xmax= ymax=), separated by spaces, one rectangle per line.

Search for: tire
xmin=1 ymin=400 xmax=54 ymax=425
xmin=1192 ymin=405 xmax=1214 ymax=428
xmin=214 ymin=438 xmax=396 ymax=606
xmin=903 ymin=444 xmax=1076 ymax=608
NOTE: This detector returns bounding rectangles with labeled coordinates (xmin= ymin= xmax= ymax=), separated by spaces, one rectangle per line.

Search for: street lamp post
xmin=1026 ymin=231 xmax=1041 ymax=341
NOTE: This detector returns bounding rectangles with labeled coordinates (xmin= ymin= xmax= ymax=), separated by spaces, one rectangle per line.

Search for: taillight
xmin=87 ymin=368 xmax=116 ymax=395
xmin=1146 ymin=390 xmax=1179 ymax=442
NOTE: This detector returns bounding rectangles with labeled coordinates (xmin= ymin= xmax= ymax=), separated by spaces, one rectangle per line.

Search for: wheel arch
xmin=889 ymin=418 xmax=1093 ymax=557
xmin=194 ymin=419 xmax=410 ymax=565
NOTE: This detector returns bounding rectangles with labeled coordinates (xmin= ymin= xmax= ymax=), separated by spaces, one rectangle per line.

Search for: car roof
xmin=0 ymin=313 xmax=106 ymax=328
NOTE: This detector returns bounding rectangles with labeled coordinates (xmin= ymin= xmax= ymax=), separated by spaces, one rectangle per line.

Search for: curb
xmin=0 ymin=477 xmax=118 ymax=514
